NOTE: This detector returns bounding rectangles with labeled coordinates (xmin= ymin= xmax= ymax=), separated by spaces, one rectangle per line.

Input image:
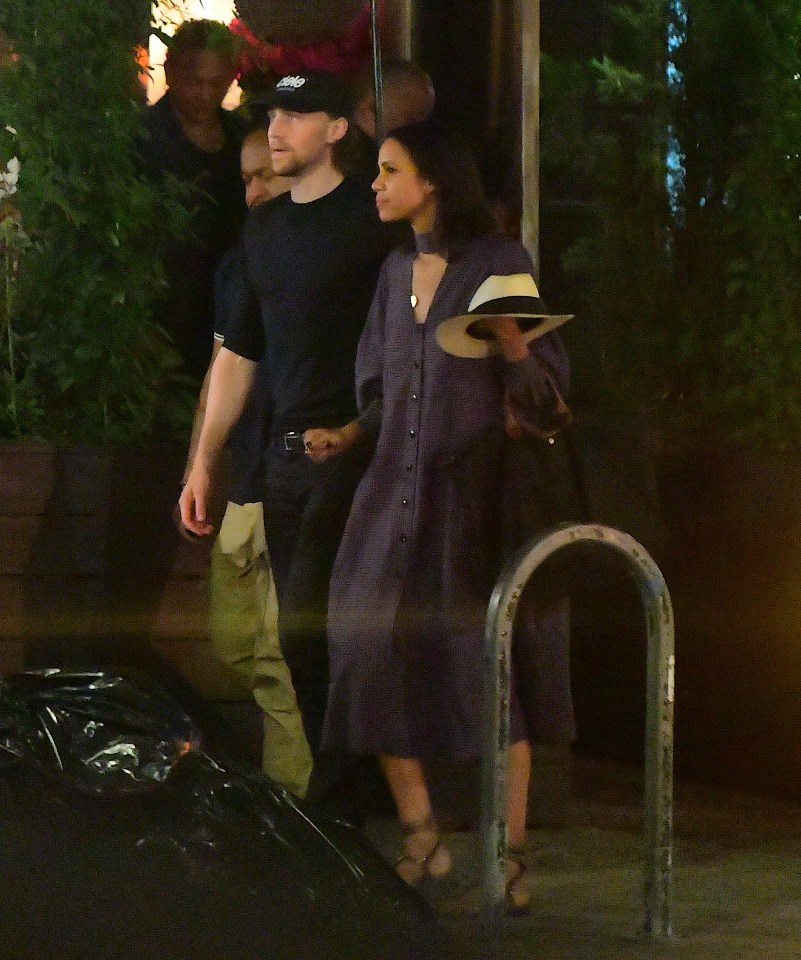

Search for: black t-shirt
xmin=224 ymin=176 xmax=393 ymax=436
xmin=213 ymin=244 xmax=269 ymax=505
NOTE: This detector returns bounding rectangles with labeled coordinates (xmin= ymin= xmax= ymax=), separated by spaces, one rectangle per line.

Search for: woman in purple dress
xmin=303 ymin=121 xmax=570 ymax=912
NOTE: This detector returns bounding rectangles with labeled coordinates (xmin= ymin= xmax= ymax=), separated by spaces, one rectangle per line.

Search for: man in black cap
xmin=180 ymin=70 xmax=391 ymax=774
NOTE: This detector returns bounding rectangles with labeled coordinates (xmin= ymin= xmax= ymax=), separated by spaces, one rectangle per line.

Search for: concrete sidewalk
xmin=363 ymin=755 xmax=801 ymax=960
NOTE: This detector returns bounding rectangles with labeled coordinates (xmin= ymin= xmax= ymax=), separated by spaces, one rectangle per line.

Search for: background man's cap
xmin=436 ymin=273 xmax=574 ymax=359
xmin=266 ymin=71 xmax=354 ymax=118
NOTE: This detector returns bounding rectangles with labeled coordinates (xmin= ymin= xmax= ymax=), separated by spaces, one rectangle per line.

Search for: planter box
xmin=0 ymin=443 xmax=239 ymax=697
xmin=658 ymin=443 xmax=801 ymax=799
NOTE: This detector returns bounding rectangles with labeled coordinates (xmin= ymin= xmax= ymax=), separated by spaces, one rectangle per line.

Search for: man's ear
xmin=327 ymin=116 xmax=349 ymax=145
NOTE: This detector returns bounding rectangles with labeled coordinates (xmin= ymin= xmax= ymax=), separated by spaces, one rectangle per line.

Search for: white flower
xmin=4 ymin=125 xmax=17 ymax=136
xmin=0 ymin=156 xmax=19 ymax=198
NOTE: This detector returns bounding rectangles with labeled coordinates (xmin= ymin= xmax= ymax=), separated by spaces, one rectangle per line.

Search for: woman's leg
xmin=505 ymin=739 xmax=532 ymax=913
xmin=379 ymin=754 xmax=452 ymax=884
xmin=507 ymin=739 xmax=532 ymax=849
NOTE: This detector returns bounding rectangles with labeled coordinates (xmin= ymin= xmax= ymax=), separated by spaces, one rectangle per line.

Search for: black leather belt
xmin=271 ymin=431 xmax=306 ymax=451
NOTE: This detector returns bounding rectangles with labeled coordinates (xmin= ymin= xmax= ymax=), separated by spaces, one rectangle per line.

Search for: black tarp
xmin=0 ymin=670 xmax=454 ymax=960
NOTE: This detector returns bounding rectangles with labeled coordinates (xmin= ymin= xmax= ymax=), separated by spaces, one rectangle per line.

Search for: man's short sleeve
xmin=217 ymin=242 xmax=264 ymax=361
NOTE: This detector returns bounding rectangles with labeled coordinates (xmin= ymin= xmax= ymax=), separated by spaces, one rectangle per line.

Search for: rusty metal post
xmin=481 ymin=523 xmax=674 ymax=938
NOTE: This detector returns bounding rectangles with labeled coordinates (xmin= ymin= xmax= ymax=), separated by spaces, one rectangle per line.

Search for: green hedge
xmin=0 ymin=0 xmax=194 ymax=443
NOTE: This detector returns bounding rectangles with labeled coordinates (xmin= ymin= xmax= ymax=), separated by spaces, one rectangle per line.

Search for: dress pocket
xmin=437 ymin=426 xmax=505 ymax=594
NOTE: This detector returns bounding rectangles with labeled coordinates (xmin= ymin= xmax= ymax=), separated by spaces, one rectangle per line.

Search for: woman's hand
xmin=303 ymin=422 xmax=363 ymax=463
xmin=483 ymin=315 xmax=529 ymax=363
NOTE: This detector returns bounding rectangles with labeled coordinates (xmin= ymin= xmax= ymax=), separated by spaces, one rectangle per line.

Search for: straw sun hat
xmin=435 ymin=273 xmax=573 ymax=360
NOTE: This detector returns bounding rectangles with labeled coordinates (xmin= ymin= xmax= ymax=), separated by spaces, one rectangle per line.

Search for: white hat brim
xmin=435 ymin=311 xmax=573 ymax=360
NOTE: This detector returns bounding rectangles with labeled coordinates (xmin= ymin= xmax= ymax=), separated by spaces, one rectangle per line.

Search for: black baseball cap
xmin=266 ymin=70 xmax=354 ymax=119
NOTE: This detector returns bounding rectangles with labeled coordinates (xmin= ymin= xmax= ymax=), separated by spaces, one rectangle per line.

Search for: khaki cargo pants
xmin=209 ymin=501 xmax=312 ymax=797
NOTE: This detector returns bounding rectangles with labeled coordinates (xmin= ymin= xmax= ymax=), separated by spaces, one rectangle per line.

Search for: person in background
xmin=179 ymin=72 xmax=393 ymax=787
xmin=181 ymin=127 xmax=312 ymax=797
xmin=343 ymin=58 xmax=436 ymax=179
xmin=303 ymin=120 xmax=571 ymax=914
xmin=140 ymin=19 xmax=247 ymax=382
xmin=353 ymin=58 xmax=435 ymax=140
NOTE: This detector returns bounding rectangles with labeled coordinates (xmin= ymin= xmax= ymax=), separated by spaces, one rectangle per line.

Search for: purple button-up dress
xmin=323 ymin=234 xmax=570 ymax=759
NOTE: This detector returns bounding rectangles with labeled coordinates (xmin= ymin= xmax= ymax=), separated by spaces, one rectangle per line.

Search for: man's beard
xmin=271 ymin=150 xmax=307 ymax=178
xmin=271 ymin=143 xmax=328 ymax=180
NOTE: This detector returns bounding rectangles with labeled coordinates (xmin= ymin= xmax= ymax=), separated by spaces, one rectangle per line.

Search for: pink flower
xmin=229 ymin=2 xmax=378 ymax=81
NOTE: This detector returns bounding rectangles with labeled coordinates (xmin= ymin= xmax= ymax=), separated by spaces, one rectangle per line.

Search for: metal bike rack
xmin=480 ymin=523 xmax=674 ymax=938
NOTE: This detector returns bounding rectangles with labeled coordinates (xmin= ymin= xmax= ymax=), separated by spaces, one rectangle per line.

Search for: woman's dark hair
xmin=386 ymin=119 xmax=494 ymax=254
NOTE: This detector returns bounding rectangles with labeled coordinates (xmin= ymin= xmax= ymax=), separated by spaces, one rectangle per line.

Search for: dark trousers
xmin=262 ymin=442 xmax=370 ymax=757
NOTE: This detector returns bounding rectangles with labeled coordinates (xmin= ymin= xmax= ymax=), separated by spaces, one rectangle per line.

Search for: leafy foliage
xmin=0 ymin=0 xmax=194 ymax=443
xmin=541 ymin=0 xmax=801 ymax=445
xmin=672 ymin=0 xmax=801 ymax=444
xmin=541 ymin=1 xmax=675 ymax=410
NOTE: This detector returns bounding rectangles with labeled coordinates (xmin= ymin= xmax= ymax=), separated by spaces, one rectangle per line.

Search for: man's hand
xmin=302 ymin=422 xmax=362 ymax=463
xmin=177 ymin=346 xmax=256 ymax=536
xmin=172 ymin=497 xmax=208 ymax=541
xmin=179 ymin=465 xmax=216 ymax=537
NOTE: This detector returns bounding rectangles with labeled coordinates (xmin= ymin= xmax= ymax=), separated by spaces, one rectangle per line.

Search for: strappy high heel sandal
xmin=394 ymin=813 xmax=453 ymax=887
xmin=504 ymin=847 xmax=531 ymax=916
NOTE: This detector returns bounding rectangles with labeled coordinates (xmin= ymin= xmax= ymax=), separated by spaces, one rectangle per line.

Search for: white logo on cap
xmin=276 ymin=76 xmax=307 ymax=90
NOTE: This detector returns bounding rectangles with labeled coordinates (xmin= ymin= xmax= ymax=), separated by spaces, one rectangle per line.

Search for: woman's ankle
xmin=395 ymin=815 xmax=452 ymax=884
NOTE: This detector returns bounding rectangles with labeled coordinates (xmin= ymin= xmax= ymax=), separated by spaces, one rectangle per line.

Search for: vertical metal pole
xmin=480 ymin=523 xmax=674 ymax=938
xmin=480 ymin=578 xmax=513 ymax=936
xmin=370 ymin=0 xmax=385 ymax=145
xmin=643 ymin=577 xmax=675 ymax=937
xmin=519 ymin=0 xmax=540 ymax=277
